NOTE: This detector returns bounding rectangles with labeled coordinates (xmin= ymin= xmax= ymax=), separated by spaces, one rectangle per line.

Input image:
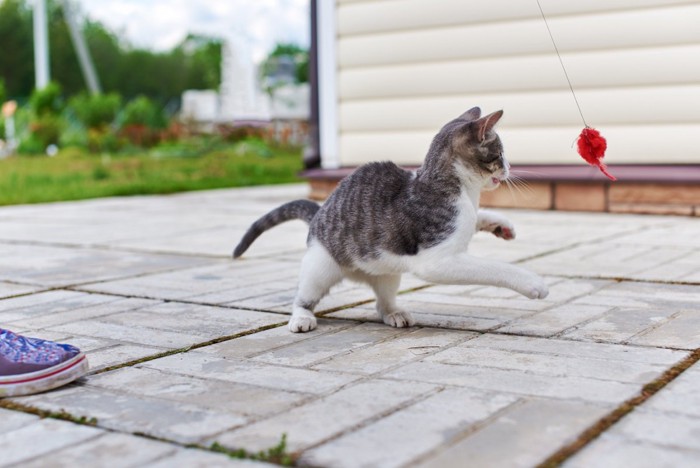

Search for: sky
xmin=78 ymin=0 xmax=310 ymax=62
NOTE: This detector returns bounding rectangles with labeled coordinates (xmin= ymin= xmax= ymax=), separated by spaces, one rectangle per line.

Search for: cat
xmin=234 ymin=107 xmax=548 ymax=333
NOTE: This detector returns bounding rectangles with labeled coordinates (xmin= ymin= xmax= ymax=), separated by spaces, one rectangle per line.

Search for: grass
xmin=210 ymin=434 xmax=295 ymax=466
xmin=0 ymin=141 xmax=303 ymax=206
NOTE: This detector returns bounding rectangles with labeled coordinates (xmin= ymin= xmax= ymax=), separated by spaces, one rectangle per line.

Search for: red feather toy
xmin=537 ymin=1 xmax=617 ymax=181
xmin=577 ymin=127 xmax=616 ymax=181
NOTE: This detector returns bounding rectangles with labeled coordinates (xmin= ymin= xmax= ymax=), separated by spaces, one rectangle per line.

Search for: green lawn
xmin=0 ymin=144 xmax=303 ymax=206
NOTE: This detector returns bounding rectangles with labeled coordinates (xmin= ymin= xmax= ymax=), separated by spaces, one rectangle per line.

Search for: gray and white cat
xmin=234 ymin=107 xmax=548 ymax=333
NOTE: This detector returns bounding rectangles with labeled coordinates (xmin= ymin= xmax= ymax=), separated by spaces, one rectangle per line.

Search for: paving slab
xmin=1 ymin=185 xmax=699 ymax=467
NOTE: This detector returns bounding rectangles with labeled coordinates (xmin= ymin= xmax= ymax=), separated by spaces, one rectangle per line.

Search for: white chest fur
xmin=352 ymin=190 xmax=478 ymax=277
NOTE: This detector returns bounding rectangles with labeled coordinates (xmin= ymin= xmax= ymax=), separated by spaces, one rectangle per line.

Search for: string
xmin=535 ymin=0 xmax=588 ymax=128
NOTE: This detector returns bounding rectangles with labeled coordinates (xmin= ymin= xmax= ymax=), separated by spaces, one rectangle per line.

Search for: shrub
xmin=69 ymin=93 xmax=122 ymax=130
xmin=28 ymin=114 xmax=62 ymax=148
xmin=87 ymin=128 xmax=123 ymax=153
xmin=121 ymin=96 xmax=166 ymax=129
xmin=29 ymin=82 xmax=63 ymax=116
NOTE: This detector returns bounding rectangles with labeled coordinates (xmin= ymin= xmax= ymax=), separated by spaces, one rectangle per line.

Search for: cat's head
xmin=439 ymin=107 xmax=510 ymax=191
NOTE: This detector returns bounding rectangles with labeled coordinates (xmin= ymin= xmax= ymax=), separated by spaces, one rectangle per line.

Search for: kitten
xmin=234 ymin=107 xmax=548 ymax=333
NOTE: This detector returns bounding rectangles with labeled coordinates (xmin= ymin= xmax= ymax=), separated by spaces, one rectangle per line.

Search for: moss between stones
xmin=537 ymin=348 xmax=700 ymax=468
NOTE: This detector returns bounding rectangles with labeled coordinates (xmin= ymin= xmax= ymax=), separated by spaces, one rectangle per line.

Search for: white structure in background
xmin=219 ymin=39 xmax=269 ymax=121
xmin=181 ymin=37 xmax=309 ymax=130
xmin=181 ymin=90 xmax=219 ymax=129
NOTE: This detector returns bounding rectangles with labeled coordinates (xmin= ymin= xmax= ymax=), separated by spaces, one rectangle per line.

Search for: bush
xmin=87 ymin=128 xmax=123 ymax=153
xmin=28 ymin=114 xmax=62 ymax=148
xmin=69 ymin=93 xmax=122 ymax=130
xmin=121 ymin=96 xmax=166 ymax=129
xmin=29 ymin=82 xmax=63 ymax=116
xmin=0 ymin=78 xmax=5 ymax=105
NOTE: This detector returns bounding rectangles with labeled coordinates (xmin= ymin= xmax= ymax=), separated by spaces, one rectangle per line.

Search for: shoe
xmin=0 ymin=329 xmax=89 ymax=398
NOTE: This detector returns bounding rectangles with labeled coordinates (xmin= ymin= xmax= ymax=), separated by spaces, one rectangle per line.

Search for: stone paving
xmin=1 ymin=183 xmax=699 ymax=467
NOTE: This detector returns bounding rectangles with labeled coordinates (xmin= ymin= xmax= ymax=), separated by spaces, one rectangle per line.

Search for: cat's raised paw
xmin=493 ymin=225 xmax=515 ymax=240
xmin=383 ymin=310 xmax=416 ymax=328
xmin=288 ymin=315 xmax=317 ymax=333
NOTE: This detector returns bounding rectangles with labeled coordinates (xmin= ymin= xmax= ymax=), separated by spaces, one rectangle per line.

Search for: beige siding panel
xmin=339 ymin=125 xmax=700 ymax=166
xmin=339 ymin=44 xmax=700 ymax=100
xmin=338 ymin=0 xmax=700 ymax=36
xmin=340 ymin=85 xmax=700 ymax=131
xmin=339 ymin=5 xmax=700 ymax=68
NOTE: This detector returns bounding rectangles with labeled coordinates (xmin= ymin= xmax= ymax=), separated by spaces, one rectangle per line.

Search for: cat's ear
xmin=473 ymin=110 xmax=504 ymax=142
xmin=459 ymin=106 xmax=481 ymax=121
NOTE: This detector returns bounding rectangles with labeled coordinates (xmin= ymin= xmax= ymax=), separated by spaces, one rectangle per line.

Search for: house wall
xmin=330 ymin=0 xmax=700 ymax=168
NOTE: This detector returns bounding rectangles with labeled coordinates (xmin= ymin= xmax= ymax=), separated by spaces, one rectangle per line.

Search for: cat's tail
xmin=233 ymin=199 xmax=320 ymax=258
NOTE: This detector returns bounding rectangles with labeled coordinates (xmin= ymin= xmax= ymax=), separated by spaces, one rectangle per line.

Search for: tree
xmin=0 ymin=0 xmax=34 ymax=98
xmin=261 ymin=43 xmax=309 ymax=90
xmin=0 ymin=0 xmax=222 ymax=103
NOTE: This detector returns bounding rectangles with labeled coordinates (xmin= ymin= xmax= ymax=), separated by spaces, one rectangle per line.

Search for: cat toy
xmin=536 ymin=1 xmax=616 ymax=181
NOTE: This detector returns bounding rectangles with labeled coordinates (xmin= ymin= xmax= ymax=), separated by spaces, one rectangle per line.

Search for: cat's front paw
xmin=383 ymin=310 xmax=416 ymax=328
xmin=288 ymin=314 xmax=317 ymax=333
xmin=518 ymin=274 xmax=549 ymax=300
xmin=493 ymin=224 xmax=515 ymax=240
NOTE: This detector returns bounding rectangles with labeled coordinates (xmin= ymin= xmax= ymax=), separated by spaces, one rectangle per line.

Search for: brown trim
xmin=304 ymin=165 xmax=700 ymax=215
xmin=304 ymin=165 xmax=700 ymax=184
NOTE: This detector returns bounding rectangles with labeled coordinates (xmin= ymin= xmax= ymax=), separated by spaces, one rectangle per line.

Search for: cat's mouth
xmin=491 ymin=177 xmax=502 ymax=185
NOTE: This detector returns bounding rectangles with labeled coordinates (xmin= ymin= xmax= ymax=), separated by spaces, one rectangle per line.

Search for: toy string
xmin=535 ymin=0 xmax=588 ymax=128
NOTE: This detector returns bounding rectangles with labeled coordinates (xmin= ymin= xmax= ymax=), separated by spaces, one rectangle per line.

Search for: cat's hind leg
xmin=289 ymin=243 xmax=343 ymax=333
xmin=366 ymin=274 xmax=415 ymax=328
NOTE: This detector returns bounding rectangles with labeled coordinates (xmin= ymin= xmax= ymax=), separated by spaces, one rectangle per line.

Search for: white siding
xmin=332 ymin=0 xmax=700 ymax=166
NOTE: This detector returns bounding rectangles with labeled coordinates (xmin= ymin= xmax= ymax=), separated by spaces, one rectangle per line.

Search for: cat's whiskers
xmin=505 ymin=175 xmax=535 ymax=199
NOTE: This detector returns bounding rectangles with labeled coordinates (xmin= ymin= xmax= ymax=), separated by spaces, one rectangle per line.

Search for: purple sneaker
xmin=0 ymin=329 xmax=89 ymax=397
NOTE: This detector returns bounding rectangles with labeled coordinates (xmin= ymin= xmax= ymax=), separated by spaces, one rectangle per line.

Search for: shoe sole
xmin=0 ymin=353 xmax=89 ymax=398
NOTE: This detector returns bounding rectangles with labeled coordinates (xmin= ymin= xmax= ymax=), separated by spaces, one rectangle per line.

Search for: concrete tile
xmin=17 ymin=386 xmax=246 ymax=445
xmin=0 ymin=282 xmax=44 ymax=300
xmin=96 ymin=303 xmax=285 ymax=339
xmin=424 ymin=344 xmax=670 ymax=384
xmin=0 ymin=408 xmax=40 ymax=433
xmin=497 ymin=303 xmax=613 ymax=337
xmin=20 ymin=432 xmax=177 ymax=468
xmin=85 ymin=344 xmax=168 ymax=372
xmin=86 ymin=367 xmax=311 ymax=417
xmin=140 ymin=352 xmax=361 ymax=395
xmin=644 ymin=363 xmax=700 ymax=418
xmin=302 ymin=388 xmax=518 ymax=468
xmin=565 ymin=434 xmax=700 ymax=468
xmin=47 ymin=320 xmax=209 ymax=349
xmin=0 ymin=243 xmax=210 ymax=287
xmin=417 ymin=398 xmax=611 ymax=468
xmin=562 ymin=308 xmax=678 ymax=344
xmin=386 ymin=360 xmax=639 ymax=403
xmin=80 ymin=262 xmax=297 ymax=303
xmin=0 ymin=290 xmax=125 ymax=322
xmin=148 ymin=449 xmax=278 ymax=467
xmin=251 ymin=322 xmax=407 ymax=367
xmin=328 ymin=306 xmax=503 ymax=331
xmin=2 ymin=294 xmax=159 ymax=329
xmin=211 ymin=379 xmax=438 ymax=452
xmin=606 ymin=408 xmax=700 ymax=451
xmin=463 ymin=333 xmax=685 ymax=365
xmin=195 ymin=320 xmax=354 ymax=359
xmin=313 ymin=328 xmax=473 ymax=374
xmin=523 ymin=243 xmax=690 ymax=281
xmin=629 ymin=310 xmax=700 ymax=349
xmin=0 ymin=418 xmax=104 ymax=466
